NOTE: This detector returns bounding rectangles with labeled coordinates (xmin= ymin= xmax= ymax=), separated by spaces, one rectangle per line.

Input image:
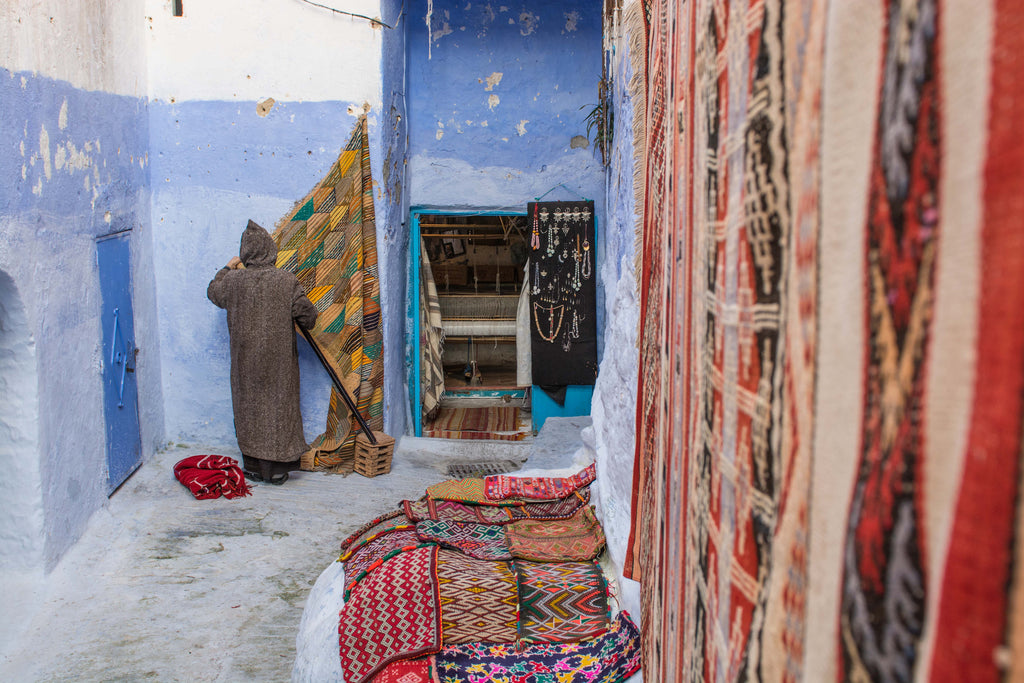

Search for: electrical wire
xmin=295 ymin=0 xmax=394 ymax=29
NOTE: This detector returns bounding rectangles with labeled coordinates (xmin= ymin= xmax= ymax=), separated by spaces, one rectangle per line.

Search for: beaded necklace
xmin=533 ymin=302 xmax=565 ymax=343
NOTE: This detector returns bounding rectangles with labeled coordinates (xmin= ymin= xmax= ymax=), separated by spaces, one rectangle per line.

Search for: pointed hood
xmin=239 ymin=219 xmax=278 ymax=268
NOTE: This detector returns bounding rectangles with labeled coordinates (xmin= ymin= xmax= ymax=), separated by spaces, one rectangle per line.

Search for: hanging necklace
xmin=531 ymin=204 xmax=541 ymax=251
xmin=533 ymin=302 xmax=564 ymax=343
xmin=533 ymin=262 xmax=541 ymax=295
xmin=546 ymin=208 xmax=558 ymax=257
xmin=582 ymin=238 xmax=591 ymax=279
xmin=570 ymin=310 xmax=580 ymax=339
xmin=571 ymin=235 xmax=582 ymax=290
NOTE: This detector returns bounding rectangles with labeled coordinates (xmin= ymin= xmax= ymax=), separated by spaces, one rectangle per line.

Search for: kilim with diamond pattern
xmin=341 ymin=529 xmax=431 ymax=600
xmin=516 ymin=560 xmax=609 ymax=643
xmin=402 ymin=497 xmax=512 ymax=525
xmin=272 ymin=116 xmax=384 ymax=472
xmin=338 ymin=545 xmax=441 ymax=683
xmin=339 ymin=516 xmax=415 ymax=562
xmin=484 ymin=463 xmax=596 ymax=501
xmin=403 ymin=489 xmax=592 ymax=525
xmin=415 ymin=520 xmax=511 ymax=560
xmin=507 ymin=505 xmax=606 ymax=562
xmin=436 ymin=549 xmax=518 ymax=644
xmin=339 ymin=510 xmax=407 ymax=557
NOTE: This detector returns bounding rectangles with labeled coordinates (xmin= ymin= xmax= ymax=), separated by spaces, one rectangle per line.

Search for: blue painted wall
xmin=408 ymin=2 xmax=605 ymax=211
xmin=152 ymin=5 xmax=410 ymax=447
xmin=0 ymin=67 xmax=157 ymax=568
xmin=150 ymin=99 xmax=367 ymax=447
xmin=407 ymin=1 xmax=607 ymax=415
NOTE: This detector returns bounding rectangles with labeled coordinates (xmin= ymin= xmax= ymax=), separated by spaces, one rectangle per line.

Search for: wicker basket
xmin=353 ymin=431 xmax=395 ymax=478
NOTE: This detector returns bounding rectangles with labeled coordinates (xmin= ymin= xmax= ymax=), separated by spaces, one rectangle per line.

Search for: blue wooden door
xmin=97 ymin=231 xmax=142 ymax=493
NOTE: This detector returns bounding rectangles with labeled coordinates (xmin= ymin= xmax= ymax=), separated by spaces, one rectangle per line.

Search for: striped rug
xmin=423 ymin=407 xmax=526 ymax=441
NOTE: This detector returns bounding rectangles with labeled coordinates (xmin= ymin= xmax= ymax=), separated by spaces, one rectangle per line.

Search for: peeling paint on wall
xmin=518 ymin=11 xmax=538 ymax=36
xmin=488 ymin=94 xmax=500 ymax=110
xmin=483 ymin=71 xmax=503 ymax=91
xmin=564 ymin=11 xmax=580 ymax=33
xmin=39 ymin=125 xmax=52 ymax=180
xmin=515 ymin=119 xmax=529 ymax=136
xmin=256 ymin=97 xmax=276 ymax=117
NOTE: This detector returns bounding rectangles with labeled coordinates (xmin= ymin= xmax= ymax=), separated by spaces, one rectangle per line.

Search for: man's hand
xmin=227 ymin=256 xmax=243 ymax=270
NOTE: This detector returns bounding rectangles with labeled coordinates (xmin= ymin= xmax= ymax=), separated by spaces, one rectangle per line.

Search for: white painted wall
xmin=145 ymin=0 xmax=384 ymax=103
xmin=0 ymin=0 xmax=148 ymax=96
xmin=583 ymin=1 xmax=643 ymax=621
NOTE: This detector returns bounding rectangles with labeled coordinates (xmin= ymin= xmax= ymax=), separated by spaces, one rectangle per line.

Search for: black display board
xmin=528 ymin=200 xmax=598 ymax=386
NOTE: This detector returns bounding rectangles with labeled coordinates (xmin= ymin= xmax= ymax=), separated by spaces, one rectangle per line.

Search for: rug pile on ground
xmin=335 ymin=464 xmax=641 ymax=682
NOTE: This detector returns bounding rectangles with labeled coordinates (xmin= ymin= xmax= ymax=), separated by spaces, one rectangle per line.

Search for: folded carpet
xmin=173 ymin=455 xmax=251 ymax=500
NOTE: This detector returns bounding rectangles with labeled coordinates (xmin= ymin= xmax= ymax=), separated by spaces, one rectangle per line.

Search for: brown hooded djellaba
xmin=207 ymin=220 xmax=318 ymax=475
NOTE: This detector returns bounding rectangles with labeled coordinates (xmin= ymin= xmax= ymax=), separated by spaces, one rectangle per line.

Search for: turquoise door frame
xmin=409 ymin=207 xmax=526 ymax=437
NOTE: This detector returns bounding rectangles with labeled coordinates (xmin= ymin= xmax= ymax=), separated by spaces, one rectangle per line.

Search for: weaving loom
xmin=437 ymin=294 xmax=519 ymax=337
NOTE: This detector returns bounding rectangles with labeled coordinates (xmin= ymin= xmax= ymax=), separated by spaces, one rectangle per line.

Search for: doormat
xmin=424 ymin=407 xmax=527 ymax=441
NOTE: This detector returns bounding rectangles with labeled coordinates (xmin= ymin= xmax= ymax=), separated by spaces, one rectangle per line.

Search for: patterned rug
xmin=504 ymin=488 xmax=593 ymax=522
xmin=403 ymin=497 xmax=513 ymax=525
xmin=929 ymin=2 xmax=1024 ymax=680
xmin=404 ymin=488 xmax=592 ymax=525
xmin=425 ymin=478 xmax=533 ymax=507
xmin=624 ymin=0 xmax=824 ymax=679
xmin=339 ymin=514 xmax=414 ymax=562
xmin=838 ymin=0 xmax=940 ymax=679
xmin=272 ymin=117 xmax=384 ymax=472
xmin=516 ymin=560 xmax=609 ymax=643
xmin=341 ymin=530 xmax=432 ymax=600
xmin=339 ymin=510 xmax=407 ymax=557
xmin=419 ymin=239 xmax=445 ymax=422
xmin=484 ymin=463 xmax=596 ymax=501
xmin=507 ymin=505 xmax=606 ymax=562
xmin=338 ymin=545 xmax=441 ymax=683
xmin=422 ymin=407 xmax=526 ymax=441
xmin=372 ymin=658 xmax=433 ymax=683
xmin=434 ymin=611 xmax=642 ymax=683
xmin=415 ymin=519 xmax=511 ymax=560
xmin=436 ymin=549 xmax=519 ymax=644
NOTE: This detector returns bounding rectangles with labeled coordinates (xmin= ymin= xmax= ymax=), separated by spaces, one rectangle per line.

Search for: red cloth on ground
xmin=174 ymin=455 xmax=252 ymax=500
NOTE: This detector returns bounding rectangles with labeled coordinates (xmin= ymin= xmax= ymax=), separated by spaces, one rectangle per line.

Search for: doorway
xmin=96 ymin=231 xmax=142 ymax=493
xmin=411 ymin=210 xmax=532 ymax=439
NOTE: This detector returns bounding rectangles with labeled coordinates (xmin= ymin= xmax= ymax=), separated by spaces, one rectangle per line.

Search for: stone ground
xmin=0 ymin=418 xmax=590 ymax=682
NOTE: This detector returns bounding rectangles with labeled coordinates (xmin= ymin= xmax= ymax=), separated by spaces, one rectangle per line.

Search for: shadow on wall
xmin=0 ymin=270 xmax=44 ymax=573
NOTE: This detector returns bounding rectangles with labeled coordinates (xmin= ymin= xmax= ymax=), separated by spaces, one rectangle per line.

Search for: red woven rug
xmin=422 ymin=407 xmax=526 ymax=441
xmin=929 ymin=1 xmax=1024 ymax=679
xmin=624 ymin=0 xmax=825 ymax=679
xmin=338 ymin=545 xmax=441 ymax=683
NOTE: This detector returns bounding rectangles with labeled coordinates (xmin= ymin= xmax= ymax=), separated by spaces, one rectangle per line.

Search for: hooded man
xmin=207 ymin=220 xmax=318 ymax=484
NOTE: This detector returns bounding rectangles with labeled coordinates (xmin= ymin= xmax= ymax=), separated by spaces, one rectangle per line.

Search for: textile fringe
xmin=625 ymin=0 xmax=648 ymax=300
